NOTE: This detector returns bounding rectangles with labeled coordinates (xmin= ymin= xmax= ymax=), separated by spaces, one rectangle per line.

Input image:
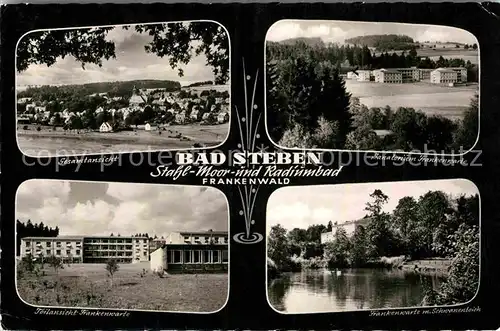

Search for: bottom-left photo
xmin=15 ymin=179 xmax=229 ymax=313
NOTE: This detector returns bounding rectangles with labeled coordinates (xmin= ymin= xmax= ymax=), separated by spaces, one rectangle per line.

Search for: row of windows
xmin=85 ymin=251 xmax=136 ymax=257
xmin=85 ymin=245 xmax=134 ymax=250
xmin=183 ymin=236 xmax=228 ymax=244
xmin=26 ymin=241 xmax=82 ymax=247
xmin=84 ymin=239 xmax=147 ymax=244
xmin=27 ymin=242 xmax=149 ymax=250
xmin=27 ymin=249 xmax=81 ymax=255
xmin=168 ymin=250 xmax=229 ymax=264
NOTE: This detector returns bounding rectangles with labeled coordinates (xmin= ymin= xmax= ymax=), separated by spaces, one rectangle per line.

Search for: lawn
xmin=17 ymin=262 xmax=228 ymax=312
xmin=372 ymin=48 xmax=478 ymax=64
xmin=345 ymin=80 xmax=478 ymax=120
xmin=17 ymin=123 xmax=229 ymax=156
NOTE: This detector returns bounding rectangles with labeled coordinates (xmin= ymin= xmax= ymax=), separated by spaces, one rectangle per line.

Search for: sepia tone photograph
xmin=266 ymin=20 xmax=479 ymax=153
xmin=16 ymin=21 xmax=230 ymax=156
xmin=267 ymin=179 xmax=479 ymax=313
xmin=15 ymin=180 xmax=229 ymax=312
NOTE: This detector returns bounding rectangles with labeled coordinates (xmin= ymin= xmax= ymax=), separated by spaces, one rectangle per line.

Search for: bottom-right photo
xmin=266 ymin=179 xmax=480 ymax=314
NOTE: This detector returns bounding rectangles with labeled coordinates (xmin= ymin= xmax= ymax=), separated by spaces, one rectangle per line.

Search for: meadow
xmin=17 ymin=262 xmax=228 ymax=312
xmin=345 ymin=80 xmax=478 ymax=121
xmin=373 ymin=48 xmax=479 ymax=64
xmin=17 ymin=123 xmax=229 ymax=156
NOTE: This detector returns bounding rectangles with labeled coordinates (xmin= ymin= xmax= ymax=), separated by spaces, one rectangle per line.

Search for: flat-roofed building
xmin=347 ymin=71 xmax=359 ymax=80
xmin=398 ymin=67 xmax=420 ymax=82
xmin=419 ymin=69 xmax=433 ymax=81
xmin=20 ymin=236 xmax=84 ymax=263
xmin=430 ymin=68 xmax=459 ymax=84
xmin=447 ymin=67 xmax=468 ymax=82
xmin=150 ymin=230 xmax=229 ymax=273
xmin=374 ymin=67 xmax=433 ymax=83
xmin=20 ymin=235 xmax=149 ymax=264
xmin=83 ymin=236 xmax=149 ymax=263
xmin=357 ymin=70 xmax=372 ymax=81
xmin=374 ymin=69 xmax=403 ymax=83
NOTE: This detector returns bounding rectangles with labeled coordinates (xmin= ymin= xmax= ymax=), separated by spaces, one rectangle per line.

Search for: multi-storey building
xmin=448 ymin=67 xmax=468 ymax=83
xmin=150 ymin=230 xmax=229 ymax=274
xmin=374 ymin=67 xmax=421 ymax=83
xmin=398 ymin=67 xmax=420 ymax=82
xmin=20 ymin=236 xmax=84 ymax=263
xmin=83 ymin=236 xmax=149 ymax=263
xmin=356 ymin=70 xmax=372 ymax=81
xmin=346 ymin=71 xmax=359 ymax=80
xmin=320 ymin=218 xmax=372 ymax=244
xmin=430 ymin=68 xmax=459 ymax=84
xmin=20 ymin=235 xmax=149 ymax=264
xmin=374 ymin=69 xmax=403 ymax=83
xmin=419 ymin=69 xmax=433 ymax=81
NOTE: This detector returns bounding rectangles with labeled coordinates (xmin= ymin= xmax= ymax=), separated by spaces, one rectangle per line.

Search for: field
xmin=17 ymin=123 xmax=229 ymax=156
xmin=345 ymin=80 xmax=478 ymax=121
xmin=373 ymin=48 xmax=478 ymax=64
xmin=17 ymin=262 xmax=228 ymax=312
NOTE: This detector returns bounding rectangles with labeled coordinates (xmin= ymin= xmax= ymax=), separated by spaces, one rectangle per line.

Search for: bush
xmin=279 ymin=124 xmax=314 ymax=148
xmin=425 ymin=225 xmax=479 ymax=305
xmin=105 ymin=259 xmax=119 ymax=287
xmin=291 ymin=255 xmax=326 ymax=269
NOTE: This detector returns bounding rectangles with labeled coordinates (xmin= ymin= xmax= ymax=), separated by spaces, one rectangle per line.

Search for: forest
xmin=345 ymin=34 xmax=415 ymax=51
xmin=16 ymin=220 xmax=60 ymax=254
xmin=267 ymin=40 xmax=478 ymax=77
xmin=186 ymin=81 xmax=214 ymax=87
xmin=268 ymin=190 xmax=479 ymax=305
xmin=266 ymin=41 xmax=479 ymax=152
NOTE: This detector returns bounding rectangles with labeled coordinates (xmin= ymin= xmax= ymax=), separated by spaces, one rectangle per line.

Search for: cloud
xmin=267 ymin=179 xmax=479 ymax=231
xmin=16 ymin=180 xmax=228 ymax=237
xmin=266 ymin=20 xmax=478 ymax=45
xmin=17 ymin=22 xmax=224 ymax=87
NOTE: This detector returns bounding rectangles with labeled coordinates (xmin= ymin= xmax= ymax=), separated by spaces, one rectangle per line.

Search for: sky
xmin=267 ymin=179 xmax=479 ymax=232
xmin=16 ymin=180 xmax=228 ymax=237
xmin=17 ymin=22 xmax=223 ymax=87
xmin=266 ymin=20 xmax=478 ymax=45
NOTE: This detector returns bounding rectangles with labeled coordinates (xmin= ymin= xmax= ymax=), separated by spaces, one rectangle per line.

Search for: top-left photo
xmin=16 ymin=21 xmax=230 ymax=157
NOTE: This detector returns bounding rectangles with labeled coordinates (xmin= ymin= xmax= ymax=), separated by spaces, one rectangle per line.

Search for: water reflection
xmin=268 ymin=269 xmax=445 ymax=313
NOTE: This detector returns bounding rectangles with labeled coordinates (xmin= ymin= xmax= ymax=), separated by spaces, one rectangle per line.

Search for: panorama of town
xmin=17 ymin=81 xmax=230 ymax=154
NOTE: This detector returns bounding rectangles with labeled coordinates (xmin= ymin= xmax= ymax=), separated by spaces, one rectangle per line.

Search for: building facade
xmin=320 ymin=218 xmax=372 ymax=244
xmin=357 ymin=70 xmax=372 ymax=81
xmin=430 ymin=68 xmax=459 ymax=84
xmin=374 ymin=68 xmax=422 ymax=83
xmin=20 ymin=235 xmax=149 ymax=264
xmin=83 ymin=236 xmax=149 ymax=263
xmin=374 ymin=69 xmax=403 ymax=83
xmin=21 ymin=236 xmax=84 ymax=263
xmin=419 ymin=69 xmax=433 ymax=81
xmin=150 ymin=230 xmax=229 ymax=274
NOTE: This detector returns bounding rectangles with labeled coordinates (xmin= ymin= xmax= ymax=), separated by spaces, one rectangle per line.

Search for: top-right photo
xmin=266 ymin=20 xmax=479 ymax=154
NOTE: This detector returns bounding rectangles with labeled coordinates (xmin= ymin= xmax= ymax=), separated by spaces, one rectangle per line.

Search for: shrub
xmin=105 ymin=259 xmax=119 ymax=287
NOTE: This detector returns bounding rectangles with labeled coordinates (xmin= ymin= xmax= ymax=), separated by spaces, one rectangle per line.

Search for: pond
xmin=267 ymin=268 xmax=445 ymax=313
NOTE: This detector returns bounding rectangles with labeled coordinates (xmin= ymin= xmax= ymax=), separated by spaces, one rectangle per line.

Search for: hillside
xmin=17 ymin=80 xmax=182 ymax=99
xmin=273 ymin=37 xmax=325 ymax=47
xmin=345 ymin=34 xmax=415 ymax=51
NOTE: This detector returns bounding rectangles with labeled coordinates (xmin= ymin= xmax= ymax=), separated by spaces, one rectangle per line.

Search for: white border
xmin=263 ymin=19 xmax=481 ymax=157
xmin=15 ymin=20 xmax=232 ymax=158
xmin=14 ymin=178 xmax=231 ymax=314
xmin=265 ymin=178 xmax=481 ymax=314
